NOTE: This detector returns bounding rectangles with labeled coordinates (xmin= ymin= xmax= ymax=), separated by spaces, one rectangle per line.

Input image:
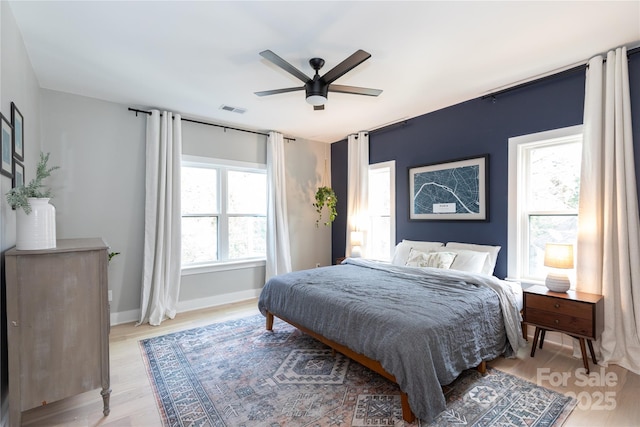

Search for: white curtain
xmin=265 ymin=131 xmax=292 ymax=281
xmin=138 ymin=110 xmax=182 ymax=326
xmin=346 ymin=131 xmax=369 ymax=257
xmin=577 ymin=46 xmax=640 ymax=374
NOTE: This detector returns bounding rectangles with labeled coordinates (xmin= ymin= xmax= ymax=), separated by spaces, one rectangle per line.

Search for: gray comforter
xmin=258 ymin=258 xmax=525 ymax=422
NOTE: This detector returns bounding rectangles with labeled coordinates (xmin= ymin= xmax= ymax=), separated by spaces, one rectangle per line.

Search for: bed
xmin=258 ymin=241 xmax=525 ymax=423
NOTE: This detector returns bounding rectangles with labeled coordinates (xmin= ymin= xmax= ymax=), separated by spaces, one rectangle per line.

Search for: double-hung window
xmin=181 ymin=156 xmax=266 ymax=269
xmin=507 ymin=125 xmax=582 ymax=282
xmin=368 ymin=161 xmax=396 ymax=261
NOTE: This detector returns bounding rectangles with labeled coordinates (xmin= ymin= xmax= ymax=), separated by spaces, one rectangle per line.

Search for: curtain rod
xmin=482 ymin=45 xmax=640 ymax=101
xmin=128 ymin=108 xmax=296 ymax=142
xmin=351 ymin=119 xmax=409 ymax=140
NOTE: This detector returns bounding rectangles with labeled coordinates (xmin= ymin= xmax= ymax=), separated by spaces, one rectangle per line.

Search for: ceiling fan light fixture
xmin=306 ymin=94 xmax=327 ymax=106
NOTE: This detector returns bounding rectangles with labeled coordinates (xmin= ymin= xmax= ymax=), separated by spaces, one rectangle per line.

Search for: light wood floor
xmin=19 ymin=299 xmax=640 ymax=426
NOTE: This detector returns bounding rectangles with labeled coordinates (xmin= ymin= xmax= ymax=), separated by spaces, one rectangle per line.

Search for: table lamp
xmin=544 ymin=243 xmax=574 ymax=292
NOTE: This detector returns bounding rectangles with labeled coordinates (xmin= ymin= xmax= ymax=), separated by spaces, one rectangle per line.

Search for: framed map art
xmin=409 ymin=154 xmax=488 ymax=220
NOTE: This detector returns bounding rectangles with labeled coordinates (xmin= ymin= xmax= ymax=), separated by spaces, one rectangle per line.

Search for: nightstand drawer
xmin=526 ymin=294 xmax=592 ymax=320
xmin=526 ymin=308 xmax=594 ymax=337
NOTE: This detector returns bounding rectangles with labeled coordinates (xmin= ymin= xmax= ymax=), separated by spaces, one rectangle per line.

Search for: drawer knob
xmin=554 ymin=303 xmax=560 ymax=309
xmin=554 ymin=319 xmax=560 ymax=325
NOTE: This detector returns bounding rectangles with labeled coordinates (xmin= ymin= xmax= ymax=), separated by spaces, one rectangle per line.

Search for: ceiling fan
xmin=255 ymin=49 xmax=382 ymax=110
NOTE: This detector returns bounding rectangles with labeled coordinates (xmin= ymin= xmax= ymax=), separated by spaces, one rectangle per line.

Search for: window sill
xmin=505 ymin=277 xmax=545 ymax=289
xmin=181 ymin=259 xmax=266 ymax=276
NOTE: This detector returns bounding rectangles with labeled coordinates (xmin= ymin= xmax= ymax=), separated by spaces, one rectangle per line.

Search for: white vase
xmin=16 ymin=198 xmax=57 ymax=250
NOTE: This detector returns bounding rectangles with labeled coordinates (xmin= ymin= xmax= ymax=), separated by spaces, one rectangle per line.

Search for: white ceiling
xmin=8 ymin=1 xmax=640 ymax=143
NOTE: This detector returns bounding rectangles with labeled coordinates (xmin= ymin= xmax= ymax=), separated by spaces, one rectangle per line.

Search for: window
xmin=507 ymin=126 xmax=582 ymax=282
xmin=368 ymin=161 xmax=396 ymax=260
xmin=181 ymin=156 xmax=266 ymax=269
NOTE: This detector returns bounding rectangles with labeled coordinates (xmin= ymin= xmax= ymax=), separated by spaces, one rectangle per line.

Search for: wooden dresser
xmin=5 ymin=238 xmax=111 ymax=426
xmin=523 ymin=285 xmax=604 ymax=373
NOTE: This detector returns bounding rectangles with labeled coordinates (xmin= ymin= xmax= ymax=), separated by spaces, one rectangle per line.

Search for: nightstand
xmin=523 ymin=285 xmax=604 ymax=373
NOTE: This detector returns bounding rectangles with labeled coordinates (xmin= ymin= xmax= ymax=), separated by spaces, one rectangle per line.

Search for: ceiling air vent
xmin=220 ymin=104 xmax=246 ymax=114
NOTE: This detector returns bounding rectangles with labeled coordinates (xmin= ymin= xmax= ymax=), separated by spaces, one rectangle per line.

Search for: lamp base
xmin=545 ymin=273 xmax=570 ymax=292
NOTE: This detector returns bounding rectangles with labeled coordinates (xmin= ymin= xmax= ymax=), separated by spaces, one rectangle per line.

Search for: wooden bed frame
xmin=265 ymin=310 xmax=487 ymax=423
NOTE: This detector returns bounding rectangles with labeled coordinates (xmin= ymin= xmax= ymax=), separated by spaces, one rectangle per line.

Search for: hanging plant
xmin=313 ymin=186 xmax=337 ymax=227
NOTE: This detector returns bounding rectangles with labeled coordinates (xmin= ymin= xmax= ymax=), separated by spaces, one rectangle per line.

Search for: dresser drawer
xmin=526 ymin=293 xmax=593 ymax=320
xmin=525 ymin=308 xmax=594 ymax=337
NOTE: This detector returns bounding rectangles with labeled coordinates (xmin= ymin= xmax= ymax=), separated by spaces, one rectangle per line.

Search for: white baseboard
xmin=110 ymin=308 xmax=141 ymax=326
xmin=524 ymin=324 xmax=575 ymax=351
xmin=176 ymin=289 xmax=261 ymax=313
xmin=110 ymin=288 xmax=261 ymax=326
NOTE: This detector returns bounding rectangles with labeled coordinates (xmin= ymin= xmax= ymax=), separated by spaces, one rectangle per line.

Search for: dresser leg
xmin=578 ymin=338 xmax=590 ymax=374
xmin=101 ymin=387 xmax=111 ymax=416
xmin=531 ymin=327 xmax=541 ymax=357
xmin=587 ymin=339 xmax=598 ymax=365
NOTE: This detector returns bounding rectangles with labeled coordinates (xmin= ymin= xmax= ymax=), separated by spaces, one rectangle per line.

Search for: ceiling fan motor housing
xmin=306 ymin=77 xmax=329 ymax=101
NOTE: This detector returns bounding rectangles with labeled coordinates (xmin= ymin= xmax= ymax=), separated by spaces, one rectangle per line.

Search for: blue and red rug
xmin=140 ymin=314 xmax=575 ymax=426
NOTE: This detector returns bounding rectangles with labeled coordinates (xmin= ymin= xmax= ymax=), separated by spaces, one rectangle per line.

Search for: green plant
xmin=313 ymin=186 xmax=337 ymax=227
xmin=6 ymin=152 xmax=59 ymax=214
xmin=108 ymin=251 xmax=121 ymax=262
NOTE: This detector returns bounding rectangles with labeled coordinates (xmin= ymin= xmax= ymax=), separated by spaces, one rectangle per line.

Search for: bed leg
xmin=400 ymin=392 xmax=415 ymax=423
xmin=477 ymin=361 xmax=487 ymax=374
xmin=266 ymin=311 xmax=274 ymax=331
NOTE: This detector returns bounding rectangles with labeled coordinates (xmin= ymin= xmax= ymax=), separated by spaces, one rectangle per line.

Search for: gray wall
xmin=41 ymin=89 xmax=146 ymax=319
xmin=39 ymin=90 xmax=332 ymax=323
xmin=1 ymin=2 xmax=42 ymax=423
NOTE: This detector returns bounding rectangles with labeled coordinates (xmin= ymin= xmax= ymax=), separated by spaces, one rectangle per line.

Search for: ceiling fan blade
xmin=254 ymin=87 xmax=304 ymax=97
xmin=321 ymin=49 xmax=371 ymax=84
xmin=259 ymin=50 xmax=310 ymax=83
xmin=329 ymin=84 xmax=383 ymax=96
xmin=314 ymin=105 xmax=325 ymax=111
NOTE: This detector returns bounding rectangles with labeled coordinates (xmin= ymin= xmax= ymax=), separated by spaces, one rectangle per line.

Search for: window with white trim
xmin=368 ymin=161 xmax=396 ymax=261
xmin=507 ymin=125 xmax=582 ymax=282
xmin=181 ymin=156 xmax=266 ymax=268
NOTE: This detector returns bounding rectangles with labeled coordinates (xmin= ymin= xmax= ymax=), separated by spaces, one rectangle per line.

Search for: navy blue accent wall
xmin=332 ymin=53 xmax=640 ymax=278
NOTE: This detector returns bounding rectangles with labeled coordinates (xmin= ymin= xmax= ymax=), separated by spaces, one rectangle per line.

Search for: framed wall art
xmin=409 ymin=154 xmax=488 ymax=221
xmin=1 ymin=113 xmax=13 ymax=178
xmin=13 ymin=159 xmax=25 ymax=188
xmin=11 ymin=102 xmax=24 ymax=161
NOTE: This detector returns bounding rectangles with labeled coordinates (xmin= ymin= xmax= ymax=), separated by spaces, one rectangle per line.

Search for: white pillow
xmin=405 ymin=248 xmax=457 ymax=269
xmin=391 ymin=240 xmax=445 ymax=266
xmin=445 ymin=242 xmax=501 ymax=275
xmin=435 ymin=247 xmax=489 ymax=274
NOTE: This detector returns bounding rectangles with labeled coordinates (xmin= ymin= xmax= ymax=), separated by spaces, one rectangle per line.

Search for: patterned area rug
xmin=140 ymin=314 xmax=575 ymax=426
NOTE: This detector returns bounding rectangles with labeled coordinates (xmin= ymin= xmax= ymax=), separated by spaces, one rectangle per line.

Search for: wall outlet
xmin=108 ymin=290 xmax=113 ymax=302
xmin=315 ymin=263 xmax=321 ymax=268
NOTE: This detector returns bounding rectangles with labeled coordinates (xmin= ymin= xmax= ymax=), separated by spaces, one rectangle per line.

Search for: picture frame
xmin=11 ymin=102 xmax=24 ymax=161
xmin=1 ymin=113 xmax=13 ymax=178
xmin=409 ymin=154 xmax=488 ymax=221
xmin=12 ymin=159 xmax=25 ymax=189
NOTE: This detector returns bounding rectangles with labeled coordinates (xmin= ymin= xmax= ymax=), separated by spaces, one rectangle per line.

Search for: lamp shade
xmin=544 ymin=244 xmax=574 ymax=269
xmin=350 ymin=231 xmax=363 ymax=247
